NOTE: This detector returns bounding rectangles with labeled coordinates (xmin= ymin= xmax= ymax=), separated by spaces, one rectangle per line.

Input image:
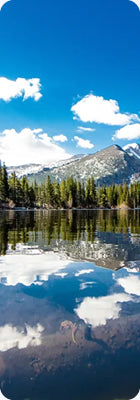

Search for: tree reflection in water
xmin=0 ymin=210 xmax=140 ymax=270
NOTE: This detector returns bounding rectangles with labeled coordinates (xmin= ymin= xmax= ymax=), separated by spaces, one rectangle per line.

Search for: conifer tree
xmin=46 ymin=176 xmax=54 ymax=206
xmin=53 ymin=182 xmax=61 ymax=207
xmin=90 ymin=177 xmax=97 ymax=206
xmin=77 ymin=181 xmax=82 ymax=207
xmin=60 ymin=180 xmax=67 ymax=208
xmin=8 ymin=172 xmax=17 ymax=204
xmin=85 ymin=179 xmax=91 ymax=207
xmin=2 ymin=163 xmax=9 ymax=200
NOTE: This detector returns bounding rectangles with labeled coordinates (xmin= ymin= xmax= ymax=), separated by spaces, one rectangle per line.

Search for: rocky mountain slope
xmin=25 ymin=144 xmax=140 ymax=186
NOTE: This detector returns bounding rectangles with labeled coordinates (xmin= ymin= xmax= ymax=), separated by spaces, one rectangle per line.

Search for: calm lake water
xmin=0 ymin=210 xmax=139 ymax=400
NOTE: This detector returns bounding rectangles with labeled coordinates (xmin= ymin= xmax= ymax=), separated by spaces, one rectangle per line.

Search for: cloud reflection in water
xmin=0 ymin=324 xmax=44 ymax=351
xmin=0 ymin=247 xmax=71 ymax=286
xmin=75 ymin=293 xmax=132 ymax=327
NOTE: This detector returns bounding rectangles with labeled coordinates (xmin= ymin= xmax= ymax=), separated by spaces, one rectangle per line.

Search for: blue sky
xmin=0 ymin=0 xmax=140 ymax=165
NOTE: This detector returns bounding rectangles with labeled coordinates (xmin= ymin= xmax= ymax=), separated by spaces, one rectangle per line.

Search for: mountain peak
xmin=123 ymin=143 xmax=140 ymax=150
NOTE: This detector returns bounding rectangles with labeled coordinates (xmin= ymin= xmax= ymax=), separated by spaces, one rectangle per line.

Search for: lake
xmin=0 ymin=210 xmax=139 ymax=400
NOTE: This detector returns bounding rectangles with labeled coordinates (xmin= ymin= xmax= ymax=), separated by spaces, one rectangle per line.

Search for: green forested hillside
xmin=0 ymin=163 xmax=140 ymax=209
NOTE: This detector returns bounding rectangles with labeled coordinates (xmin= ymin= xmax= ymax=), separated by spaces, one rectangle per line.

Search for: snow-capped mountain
xmin=7 ymin=154 xmax=85 ymax=178
xmin=123 ymin=143 xmax=140 ymax=160
xmin=7 ymin=144 xmax=140 ymax=186
xmin=8 ymin=164 xmax=49 ymax=178
xmin=26 ymin=144 xmax=140 ymax=186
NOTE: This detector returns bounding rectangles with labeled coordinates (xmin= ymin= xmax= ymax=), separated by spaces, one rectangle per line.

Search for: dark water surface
xmin=0 ymin=210 xmax=139 ymax=400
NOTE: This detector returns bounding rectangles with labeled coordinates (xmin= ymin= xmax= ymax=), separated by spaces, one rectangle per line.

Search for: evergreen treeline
xmin=0 ymin=163 xmax=140 ymax=209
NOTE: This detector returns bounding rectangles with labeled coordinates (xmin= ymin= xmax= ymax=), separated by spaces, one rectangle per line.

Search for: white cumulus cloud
xmin=71 ymin=94 xmax=139 ymax=126
xmin=77 ymin=126 xmax=96 ymax=133
xmin=74 ymin=136 xmax=94 ymax=149
xmin=53 ymin=134 xmax=68 ymax=142
xmin=0 ymin=77 xmax=42 ymax=101
xmin=0 ymin=128 xmax=71 ymax=166
xmin=0 ymin=0 xmax=11 ymax=11
xmin=129 ymin=0 xmax=140 ymax=12
xmin=113 ymin=123 xmax=140 ymax=140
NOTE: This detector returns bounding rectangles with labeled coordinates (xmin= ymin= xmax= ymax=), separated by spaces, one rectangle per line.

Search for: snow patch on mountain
xmin=123 ymin=143 xmax=140 ymax=160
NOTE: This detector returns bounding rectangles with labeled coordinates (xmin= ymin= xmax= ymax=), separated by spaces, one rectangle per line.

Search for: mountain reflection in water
xmin=0 ymin=210 xmax=139 ymax=400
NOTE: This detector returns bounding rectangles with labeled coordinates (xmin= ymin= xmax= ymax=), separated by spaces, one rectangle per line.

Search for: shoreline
xmin=0 ymin=205 xmax=140 ymax=211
